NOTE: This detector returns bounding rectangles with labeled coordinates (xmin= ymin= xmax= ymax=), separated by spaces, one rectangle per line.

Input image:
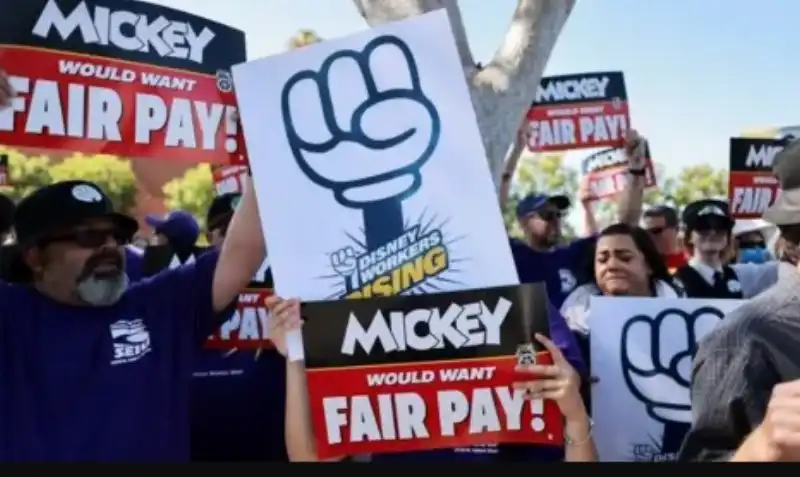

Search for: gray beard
xmin=76 ymin=272 xmax=129 ymax=306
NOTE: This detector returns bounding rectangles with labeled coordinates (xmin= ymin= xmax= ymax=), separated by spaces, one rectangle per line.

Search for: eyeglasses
xmin=535 ymin=210 xmax=564 ymax=222
xmin=647 ymin=226 xmax=666 ymax=236
xmin=41 ymin=228 xmax=130 ymax=249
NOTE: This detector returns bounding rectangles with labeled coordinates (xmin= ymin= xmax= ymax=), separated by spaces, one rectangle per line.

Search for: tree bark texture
xmin=352 ymin=0 xmax=576 ymax=191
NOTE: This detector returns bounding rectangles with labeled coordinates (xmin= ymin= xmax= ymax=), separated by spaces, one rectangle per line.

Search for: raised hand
xmin=623 ymin=129 xmax=648 ymax=170
xmin=621 ymin=306 xmax=722 ymax=423
xmin=515 ymin=333 xmax=584 ymax=421
xmin=265 ymin=295 xmax=303 ymax=358
xmin=280 ymin=35 xmax=441 ymax=249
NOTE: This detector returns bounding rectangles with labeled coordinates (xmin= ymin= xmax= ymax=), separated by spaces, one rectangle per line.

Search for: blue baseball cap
xmin=515 ymin=193 xmax=571 ymax=219
xmin=145 ymin=210 xmax=200 ymax=247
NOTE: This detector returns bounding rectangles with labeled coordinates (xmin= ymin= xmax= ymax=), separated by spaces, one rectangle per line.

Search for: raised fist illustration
xmin=620 ymin=306 xmax=723 ymax=424
xmin=281 ymin=35 xmax=441 ymax=250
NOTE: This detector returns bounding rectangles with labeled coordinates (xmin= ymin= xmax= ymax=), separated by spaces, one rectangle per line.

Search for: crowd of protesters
xmin=1 ymin=57 xmax=800 ymax=463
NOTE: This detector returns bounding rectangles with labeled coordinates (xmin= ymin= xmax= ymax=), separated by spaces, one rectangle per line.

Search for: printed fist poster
xmin=0 ymin=0 xmax=248 ymax=165
xmin=301 ymin=283 xmax=562 ymax=458
xmin=589 ymin=297 xmax=743 ymax=462
xmin=233 ymin=9 xmax=519 ymax=359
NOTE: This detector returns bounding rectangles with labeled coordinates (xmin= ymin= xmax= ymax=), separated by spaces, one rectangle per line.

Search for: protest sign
xmin=0 ymin=0 xmax=247 ymax=165
xmin=590 ymin=297 xmax=743 ymax=462
xmin=142 ymin=244 xmax=275 ymax=352
xmin=301 ymin=283 xmax=562 ymax=458
xmin=728 ymin=137 xmax=784 ymax=218
xmin=580 ymin=143 xmax=656 ymax=200
xmin=232 ymin=10 xmax=519 ymax=360
xmin=204 ymin=258 xmax=274 ymax=351
xmin=213 ymin=164 xmax=249 ymax=195
xmin=526 ymin=72 xmax=629 ymax=152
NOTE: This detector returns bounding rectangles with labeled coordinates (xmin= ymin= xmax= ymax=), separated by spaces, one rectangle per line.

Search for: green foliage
xmin=669 ymin=165 xmax=728 ymax=210
xmin=288 ymin=29 xmax=322 ymax=50
xmin=0 ymin=146 xmax=53 ymax=201
xmin=504 ymin=153 xmax=578 ymax=240
xmin=50 ymin=153 xmax=137 ymax=213
xmin=162 ymin=163 xmax=214 ymax=229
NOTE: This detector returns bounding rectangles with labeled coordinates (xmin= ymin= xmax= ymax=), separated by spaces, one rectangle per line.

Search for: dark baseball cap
xmin=206 ymin=193 xmax=242 ymax=231
xmin=764 ymin=139 xmax=800 ymax=225
xmin=515 ymin=193 xmax=571 ymax=219
xmin=146 ymin=210 xmax=200 ymax=247
xmin=7 ymin=180 xmax=138 ymax=281
xmin=682 ymin=199 xmax=733 ymax=230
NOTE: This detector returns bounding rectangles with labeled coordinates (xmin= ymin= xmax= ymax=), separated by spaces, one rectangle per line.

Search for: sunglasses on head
xmin=41 ymin=227 xmax=130 ymax=249
xmin=535 ymin=209 xmax=564 ymax=222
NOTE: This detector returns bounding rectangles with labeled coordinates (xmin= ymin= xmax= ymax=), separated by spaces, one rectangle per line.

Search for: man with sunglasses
xmin=673 ymin=199 xmax=776 ymax=299
xmin=510 ymin=131 xmax=647 ymax=308
xmin=0 ymin=176 xmax=266 ymax=459
xmin=643 ymin=205 xmax=687 ymax=273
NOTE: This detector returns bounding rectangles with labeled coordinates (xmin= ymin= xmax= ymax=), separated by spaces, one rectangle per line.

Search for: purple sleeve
xmin=546 ymin=301 xmax=586 ymax=375
xmin=137 ymin=247 xmax=221 ymax=341
xmin=124 ymin=246 xmax=143 ymax=282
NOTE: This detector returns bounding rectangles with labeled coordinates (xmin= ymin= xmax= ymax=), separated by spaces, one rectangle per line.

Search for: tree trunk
xmin=352 ymin=0 xmax=576 ymax=191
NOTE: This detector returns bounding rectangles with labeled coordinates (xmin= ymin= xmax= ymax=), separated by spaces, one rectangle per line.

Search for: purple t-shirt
xmin=0 ymin=249 xmax=220 ymax=461
xmin=370 ymin=303 xmax=584 ymax=462
xmin=510 ymin=237 xmax=594 ymax=309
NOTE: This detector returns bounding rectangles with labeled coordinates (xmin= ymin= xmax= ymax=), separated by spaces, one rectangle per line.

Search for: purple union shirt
xmin=0 ymin=249 xmax=221 ymax=462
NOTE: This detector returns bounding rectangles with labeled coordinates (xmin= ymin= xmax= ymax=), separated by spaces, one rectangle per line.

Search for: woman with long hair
xmin=561 ymin=222 xmax=682 ymax=336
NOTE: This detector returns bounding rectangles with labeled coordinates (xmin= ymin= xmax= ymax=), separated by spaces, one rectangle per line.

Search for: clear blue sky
xmin=156 ymin=0 xmax=800 ymax=179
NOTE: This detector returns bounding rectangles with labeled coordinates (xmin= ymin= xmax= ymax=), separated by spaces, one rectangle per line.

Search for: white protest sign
xmin=589 ymin=297 xmax=744 ymax=462
xmin=232 ymin=11 xmax=519 ymax=360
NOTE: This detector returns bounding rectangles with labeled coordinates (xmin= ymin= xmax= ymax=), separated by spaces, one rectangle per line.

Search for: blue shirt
xmin=0 ymin=249 xmax=220 ymax=461
xmin=371 ymin=303 xmax=585 ymax=462
xmin=510 ymin=237 xmax=595 ymax=309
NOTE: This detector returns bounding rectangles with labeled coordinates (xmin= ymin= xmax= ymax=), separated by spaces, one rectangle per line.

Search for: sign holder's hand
xmin=265 ymin=295 xmax=303 ymax=358
xmin=0 ymin=70 xmax=15 ymax=110
xmin=280 ymin=35 xmax=441 ymax=250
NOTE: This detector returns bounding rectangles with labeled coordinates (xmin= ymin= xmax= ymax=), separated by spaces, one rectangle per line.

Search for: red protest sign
xmin=728 ymin=137 xmax=783 ymax=219
xmin=526 ymin=72 xmax=629 ymax=152
xmin=212 ymin=164 xmax=249 ymax=195
xmin=300 ymin=284 xmax=563 ymax=459
xmin=581 ymin=145 xmax=656 ymax=200
xmin=204 ymin=288 xmax=275 ymax=351
xmin=0 ymin=0 xmax=248 ymax=165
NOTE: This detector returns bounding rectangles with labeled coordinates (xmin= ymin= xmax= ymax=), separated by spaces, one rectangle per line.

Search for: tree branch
xmin=352 ymin=0 xmax=475 ymax=73
xmin=471 ymin=0 xmax=576 ymax=185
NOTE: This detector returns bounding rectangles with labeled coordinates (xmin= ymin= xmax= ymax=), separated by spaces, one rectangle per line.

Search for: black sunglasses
xmin=535 ymin=209 xmax=564 ymax=222
xmin=647 ymin=226 xmax=666 ymax=236
xmin=41 ymin=227 xmax=130 ymax=249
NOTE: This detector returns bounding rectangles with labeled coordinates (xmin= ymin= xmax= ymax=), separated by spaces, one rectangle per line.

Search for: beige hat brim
xmin=763 ymin=188 xmax=800 ymax=225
